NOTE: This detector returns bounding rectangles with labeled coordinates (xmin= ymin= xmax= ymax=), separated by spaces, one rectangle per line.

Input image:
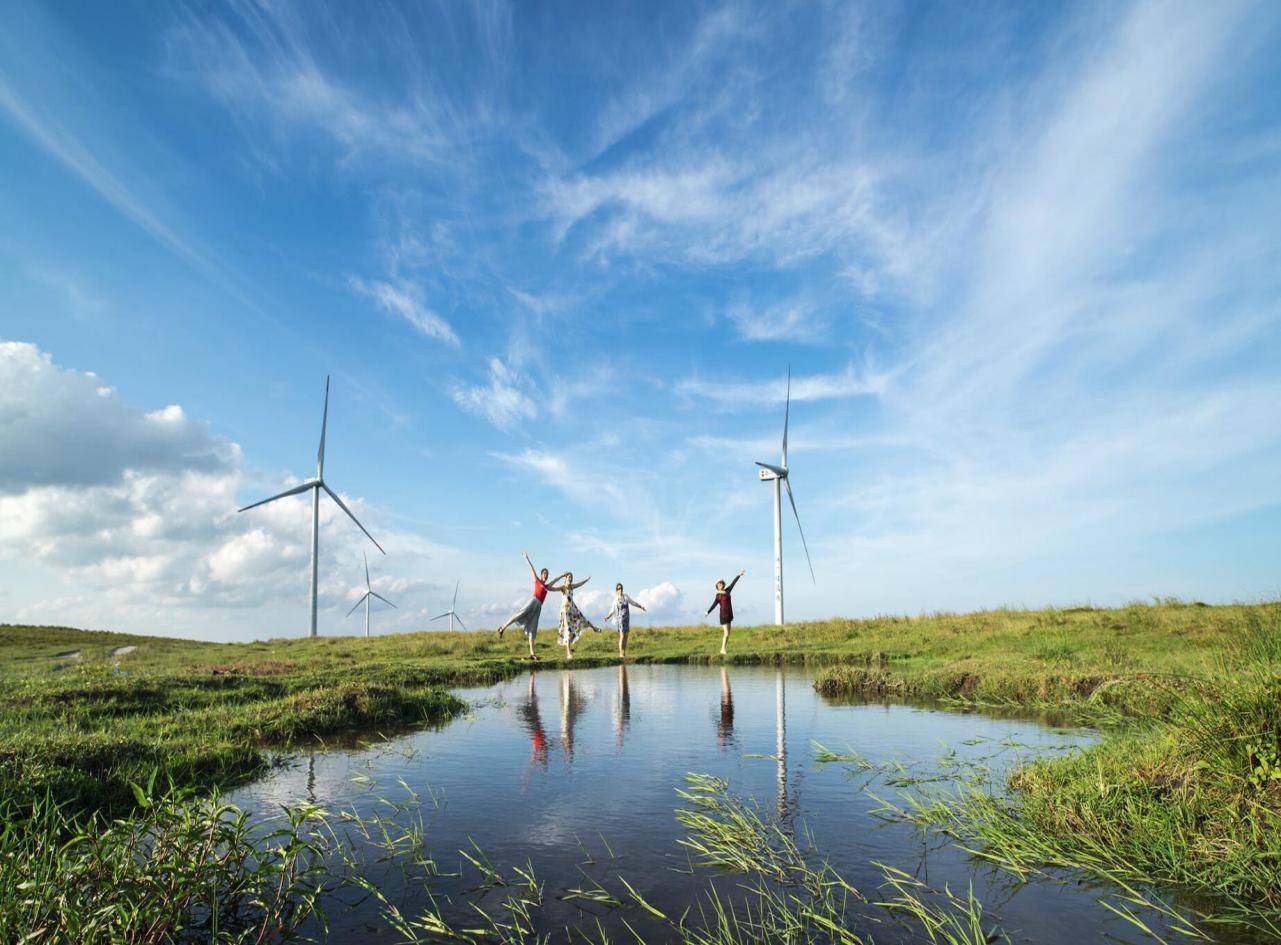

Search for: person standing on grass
xmin=553 ymin=571 xmax=597 ymax=660
xmin=706 ymin=570 xmax=745 ymax=656
xmin=498 ymin=551 xmax=564 ymax=660
xmin=603 ymin=583 xmax=646 ymax=658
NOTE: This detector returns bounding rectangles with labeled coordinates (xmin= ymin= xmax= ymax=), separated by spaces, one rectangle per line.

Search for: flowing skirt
xmin=558 ymin=599 xmax=595 ymax=646
xmin=505 ymin=596 xmax=543 ymax=638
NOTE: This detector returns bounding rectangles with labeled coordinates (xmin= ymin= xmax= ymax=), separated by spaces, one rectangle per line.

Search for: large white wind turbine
xmin=346 ymin=551 xmax=397 ymax=638
xmin=432 ymin=580 xmax=466 ymax=631
xmin=755 ymin=367 xmax=815 ymax=626
xmin=238 ymin=376 xmax=384 ymax=638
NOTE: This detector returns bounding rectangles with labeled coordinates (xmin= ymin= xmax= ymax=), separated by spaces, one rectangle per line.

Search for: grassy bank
xmin=2 ymin=601 xmax=1278 ymax=938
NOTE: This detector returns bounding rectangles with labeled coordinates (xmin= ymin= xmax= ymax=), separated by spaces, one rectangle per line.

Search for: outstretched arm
xmin=707 ymin=596 xmax=719 ymax=616
xmin=627 ymin=596 xmax=646 ymax=611
xmin=604 ymin=600 xmax=618 ymax=621
xmin=570 ymin=575 xmax=591 ymax=590
xmin=523 ymin=551 xmax=539 ymax=581
xmin=725 ymin=571 xmax=743 ymax=594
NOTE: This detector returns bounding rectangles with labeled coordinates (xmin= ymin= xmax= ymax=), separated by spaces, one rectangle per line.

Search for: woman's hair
xmin=540 ymin=568 xmax=549 ymax=579
xmin=565 ymin=572 xmax=573 ymax=582
xmin=615 ymin=583 xmax=623 ymax=592
xmin=716 ymin=579 xmax=726 ymax=590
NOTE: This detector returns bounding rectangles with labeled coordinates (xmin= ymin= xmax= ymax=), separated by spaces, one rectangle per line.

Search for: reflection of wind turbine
xmin=776 ymin=665 xmax=789 ymax=821
xmin=432 ymin=580 xmax=466 ymax=631
xmin=346 ymin=551 xmax=396 ymax=638
xmin=238 ymin=376 xmax=384 ymax=638
xmin=755 ymin=366 xmax=815 ymax=626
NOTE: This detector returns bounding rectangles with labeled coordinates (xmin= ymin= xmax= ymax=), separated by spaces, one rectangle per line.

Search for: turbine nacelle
xmin=756 ymin=462 xmax=787 ymax=481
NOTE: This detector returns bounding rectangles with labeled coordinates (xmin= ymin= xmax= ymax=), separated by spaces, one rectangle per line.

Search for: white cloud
xmin=726 ymin=300 xmax=825 ymax=343
xmin=0 ymin=342 xmax=238 ymax=492
xmin=348 ymin=276 xmax=459 ymax=346
xmin=675 ymin=365 xmax=888 ymax=410
xmin=450 ymin=358 xmax=538 ymax=431
xmin=633 ymin=581 xmax=683 ymax=618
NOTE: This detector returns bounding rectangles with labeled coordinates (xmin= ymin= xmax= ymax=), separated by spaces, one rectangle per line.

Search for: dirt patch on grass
xmin=206 ymin=660 xmax=299 ymax=676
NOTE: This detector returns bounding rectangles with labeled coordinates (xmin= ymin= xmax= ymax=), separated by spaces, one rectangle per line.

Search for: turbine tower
xmin=432 ymin=580 xmax=466 ymax=631
xmin=755 ymin=367 xmax=815 ymax=625
xmin=238 ymin=376 xmax=384 ymax=638
xmin=346 ymin=551 xmax=397 ymax=638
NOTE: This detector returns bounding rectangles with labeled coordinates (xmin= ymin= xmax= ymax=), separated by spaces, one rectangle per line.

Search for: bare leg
xmin=527 ymin=634 xmax=536 ymax=658
xmin=565 ymin=641 xmax=573 ymax=660
xmin=618 ymin=631 xmax=626 ymax=658
xmin=720 ymin=623 xmax=731 ymax=656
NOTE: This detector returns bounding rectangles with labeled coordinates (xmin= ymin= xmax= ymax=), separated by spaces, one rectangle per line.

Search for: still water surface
xmin=228 ymin=663 xmax=1207 ymax=943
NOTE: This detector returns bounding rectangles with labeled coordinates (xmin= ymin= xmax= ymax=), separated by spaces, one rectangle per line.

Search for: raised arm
xmin=724 ymin=571 xmax=742 ymax=594
xmin=545 ymin=572 xmax=571 ymax=591
xmin=523 ymin=551 xmax=539 ymax=581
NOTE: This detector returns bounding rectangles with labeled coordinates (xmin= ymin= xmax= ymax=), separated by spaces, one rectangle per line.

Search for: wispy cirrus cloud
xmin=451 ymin=358 xmax=538 ymax=431
xmin=348 ymin=276 xmax=459 ymax=346
xmin=676 ymin=364 xmax=889 ymax=409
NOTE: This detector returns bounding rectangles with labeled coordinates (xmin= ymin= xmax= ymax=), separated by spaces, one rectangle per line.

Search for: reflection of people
xmin=499 ymin=552 xmax=565 ymax=660
xmin=553 ymin=572 xmax=597 ymax=660
xmin=604 ymin=583 xmax=646 ymax=658
xmin=516 ymin=673 xmax=549 ymax=768
xmin=716 ymin=666 xmax=735 ymax=749
xmin=559 ymin=671 xmax=588 ymax=762
xmin=614 ymin=663 xmax=631 ymax=746
xmin=706 ymin=570 xmax=744 ymax=656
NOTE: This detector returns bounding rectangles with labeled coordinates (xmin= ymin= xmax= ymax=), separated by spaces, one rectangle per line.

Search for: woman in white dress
xmin=553 ymin=572 xmax=597 ymax=659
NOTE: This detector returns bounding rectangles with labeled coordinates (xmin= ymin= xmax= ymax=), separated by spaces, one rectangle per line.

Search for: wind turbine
xmin=432 ymin=580 xmax=466 ymax=631
xmin=346 ymin=551 xmax=397 ymax=638
xmin=755 ymin=366 xmax=815 ymax=626
xmin=238 ymin=376 xmax=384 ymax=638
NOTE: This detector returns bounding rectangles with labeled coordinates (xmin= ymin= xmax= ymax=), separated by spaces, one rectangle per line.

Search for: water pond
xmin=228 ymin=663 xmax=1211 ymax=943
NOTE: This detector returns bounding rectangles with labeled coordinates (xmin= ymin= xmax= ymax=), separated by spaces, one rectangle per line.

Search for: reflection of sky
xmin=225 ymin=665 xmax=1193 ymax=943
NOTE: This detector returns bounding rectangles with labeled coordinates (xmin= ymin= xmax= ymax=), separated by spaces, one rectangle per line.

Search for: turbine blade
xmin=318 ymin=375 xmax=330 ymax=478
xmin=364 ymin=550 xmax=370 ymax=591
xmin=237 ymin=480 xmax=316 ymax=512
xmin=371 ymin=592 xmax=397 ymax=609
xmin=321 ymin=483 xmax=385 ymax=554
xmin=455 ymin=614 xmax=467 ymax=630
xmin=431 ymin=613 xmax=450 ymax=621
xmin=784 ymin=478 xmax=815 ymax=583
xmin=346 ymin=592 xmax=370 ymax=617
xmin=781 ymin=365 xmax=791 ymax=468
xmin=452 ymin=579 xmax=459 ymax=609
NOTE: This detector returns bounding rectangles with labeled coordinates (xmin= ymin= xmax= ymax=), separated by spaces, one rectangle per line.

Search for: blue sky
xmin=1 ymin=0 xmax=1279 ymax=641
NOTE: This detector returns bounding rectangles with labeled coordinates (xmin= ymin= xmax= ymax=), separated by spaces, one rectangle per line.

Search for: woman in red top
xmin=499 ymin=551 xmax=564 ymax=659
xmin=706 ymin=570 xmax=744 ymax=656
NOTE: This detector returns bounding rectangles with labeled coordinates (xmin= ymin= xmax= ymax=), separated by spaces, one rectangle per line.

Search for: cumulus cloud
xmin=348 ymin=276 xmax=459 ymax=346
xmin=633 ymin=581 xmax=683 ymax=618
xmin=0 ymin=342 xmax=461 ymax=634
xmin=0 ymin=342 xmax=237 ymax=492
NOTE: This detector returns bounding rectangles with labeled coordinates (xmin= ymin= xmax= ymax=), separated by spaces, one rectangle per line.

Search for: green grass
xmin=2 ymin=600 xmax=1279 ymax=939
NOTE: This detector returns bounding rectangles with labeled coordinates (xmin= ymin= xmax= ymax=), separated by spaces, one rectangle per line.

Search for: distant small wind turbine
xmin=346 ymin=551 xmax=396 ymax=638
xmin=238 ymin=376 xmax=384 ymax=638
xmin=432 ymin=580 xmax=466 ymax=631
xmin=755 ymin=366 xmax=815 ymax=626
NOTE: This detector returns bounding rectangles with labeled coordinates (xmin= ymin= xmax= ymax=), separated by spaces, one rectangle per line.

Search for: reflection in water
xmin=776 ymin=666 xmax=789 ymax=822
xmin=559 ymin=671 xmax=588 ymax=763
xmin=716 ymin=666 xmax=735 ymax=749
xmin=614 ymin=664 xmax=631 ymax=746
xmin=517 ymin=673 xmax=549 ymax=769
xmin=306 ymin=749 xmax=316 ymax=805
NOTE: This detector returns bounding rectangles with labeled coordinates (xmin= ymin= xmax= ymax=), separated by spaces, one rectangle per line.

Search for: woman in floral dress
xmin=553 ymin=572 xmax=597 ymax=659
